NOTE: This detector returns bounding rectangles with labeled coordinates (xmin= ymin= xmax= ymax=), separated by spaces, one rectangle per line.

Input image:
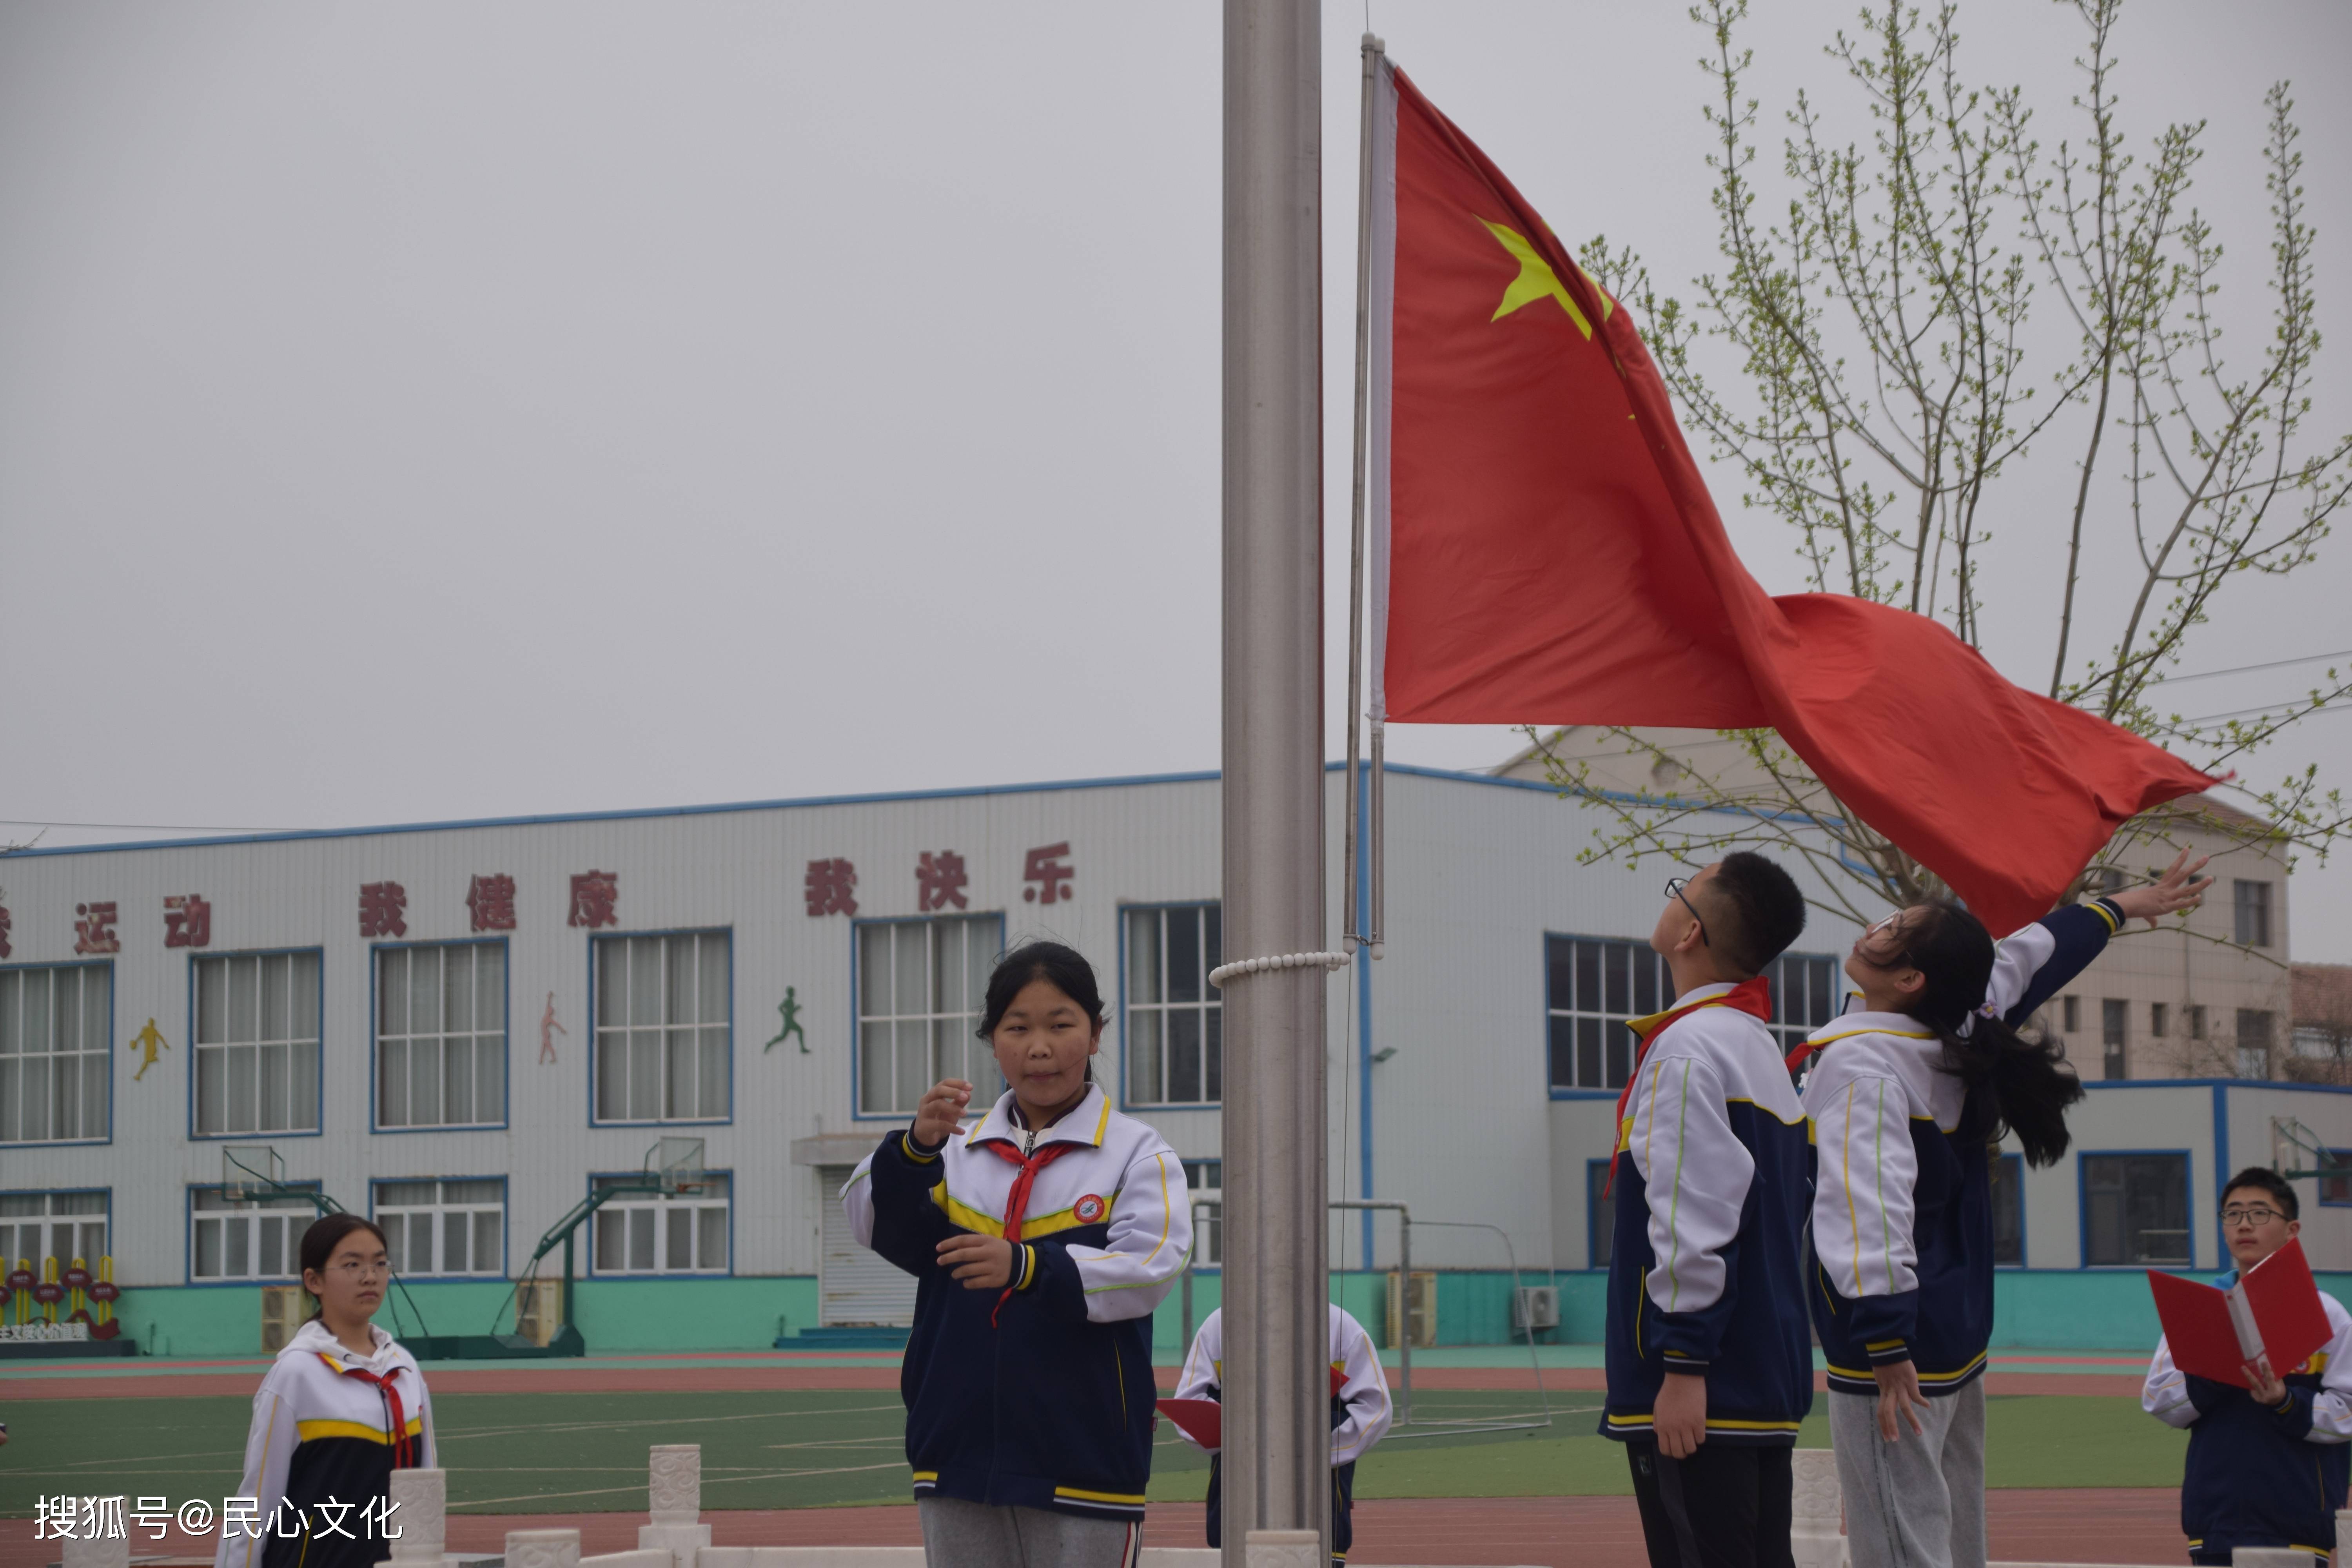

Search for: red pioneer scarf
xmin=977 ymin=1138 xmax=1080 ymax=1327
xmin=326 ymin=1356 xmax=416 ymax=1470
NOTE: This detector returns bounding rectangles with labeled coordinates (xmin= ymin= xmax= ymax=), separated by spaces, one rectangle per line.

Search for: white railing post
xmin=505 ymin=1529 xmax=582 ymax=1568
xmin=387 ymin=1468 xmax=449 ymax=1566
xmin=640 ymin=1443 xmax=713 ymax=1568
xmin=1243 ymin=1531 xmax=1323 ymax=1568
xmin=58 ymin=1506 xmax=130 ymax=1568
xmin=1790 ymin=1448 xmax=1849 ymax=1568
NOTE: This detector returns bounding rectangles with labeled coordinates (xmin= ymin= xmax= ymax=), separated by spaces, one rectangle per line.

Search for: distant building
xmin=1498 ymin=727 xmax=2296 ymax=1082
xmin=2294 ymin=962 xmax=2352 ymax=1083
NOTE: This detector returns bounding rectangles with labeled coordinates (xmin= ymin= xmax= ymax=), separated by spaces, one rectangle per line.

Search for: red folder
xmin=1156 ymin=1369 xmax=1352 ymax=1450
xmin=2148 ymin=1237 xmax=2334 ymax=1388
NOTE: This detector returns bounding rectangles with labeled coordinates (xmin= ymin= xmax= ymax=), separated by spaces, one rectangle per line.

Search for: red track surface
xmin=0 ymin=1365 xmax=2142 ymax=1401
xmin=0 ymin=1491 xmax=2186 ymax=1567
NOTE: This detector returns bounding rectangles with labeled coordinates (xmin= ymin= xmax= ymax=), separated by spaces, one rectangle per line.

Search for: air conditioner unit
xmin=1386 ymin=1270 xmax=1437 ymax=1349
xmin=1511 ymin=1285 xmax=1559 ymax=1333
xmin=515 ymin=1279 xmax=565 ymax=1347
xmin=260 ymin=1285 xmax=306 ymax=1353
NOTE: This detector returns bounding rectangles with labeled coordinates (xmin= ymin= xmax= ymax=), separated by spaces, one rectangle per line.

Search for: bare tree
xmin=1535 ymin=0 xmax=2350 ymax=929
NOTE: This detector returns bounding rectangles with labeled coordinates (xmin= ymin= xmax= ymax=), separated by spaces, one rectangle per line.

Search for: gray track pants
xmin=1829 ymin=1381 xmax=1987 ymax=1568
xmin=917 ymin=1496 xmax=1143 ymax=1568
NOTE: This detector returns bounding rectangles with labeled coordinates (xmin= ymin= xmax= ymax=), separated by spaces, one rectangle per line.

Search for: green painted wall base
xmin=118 ymin=1267 xmax=2330 ymax=1360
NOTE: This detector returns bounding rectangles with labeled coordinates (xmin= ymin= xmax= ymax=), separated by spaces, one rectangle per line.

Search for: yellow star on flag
xmin=1482 ymin=220 xmax=1611 ymax=340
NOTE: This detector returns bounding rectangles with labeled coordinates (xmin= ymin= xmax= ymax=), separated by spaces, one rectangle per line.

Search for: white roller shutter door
xmin=818 ymin=1167 xmax=919 ymax=1327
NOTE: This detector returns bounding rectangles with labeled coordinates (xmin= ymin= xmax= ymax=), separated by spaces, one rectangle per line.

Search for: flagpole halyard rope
xmin=1209 ymin=952 xmax=1353 ymax=988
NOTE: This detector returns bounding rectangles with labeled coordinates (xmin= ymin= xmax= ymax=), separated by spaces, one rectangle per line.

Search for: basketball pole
xmin=1220 ymin=0 xmax=1330 ymax=1562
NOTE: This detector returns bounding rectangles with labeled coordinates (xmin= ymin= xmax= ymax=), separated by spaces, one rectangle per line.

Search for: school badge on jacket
xmin=845 ymin=1082 xmax=1191 ymax=1521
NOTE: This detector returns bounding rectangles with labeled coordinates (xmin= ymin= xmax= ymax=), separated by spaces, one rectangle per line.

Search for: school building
xmin=2 ymin=760 xmax=2347 ymax=1360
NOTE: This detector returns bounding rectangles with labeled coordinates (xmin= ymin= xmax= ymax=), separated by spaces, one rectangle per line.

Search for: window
xmin=593 ymin=932 xmax=730 ymax=1123
xmin=1544 ymin=936 xmax=1842 ymax=1091
xmin=2151 ymin=1003 xmax=2169 ymax=1039
xmin=0 ymin=964 xmax=110 ymax=1144
xmin=195 ymin=953 xmax=321 ymax=1136
xmin=2234 ymin=880 xmax=2274 ymax=948
xmin=2082 ymin=1154 xmax=2190 ymax=1267
xmin=590 ymin=1173 xmax=729 ymax=1275
xmin=1987 ymin=1154 xmax=2025 ymax=1266
xmin=1127 ymin=906 xmax=1223 ymax=1106
xmin=2101 ymin=999 xmax=2129 ymax=1080
xmin=2236 ymin=1009 xmax=2275 ymax=1080
xmin=1183 ymin=1159 xmax=1221 ymax=1265
xmin=377 ymin=944 xmax=506 ymax=1129
xmin=1761 ymin=951 xmax=1844 ymax=1058
xmin=2085 ymin=866 xmax=2127 ymax=896
xmin=375 ymin=1179 xmax=504 ymax=1277
xmin=0 ymin=1191 xmax=108 ymax=1270
xmin=2187 ymin=1004 xmax=2208 ymax=1041
xmin=2320 ymin=1151 xmax=2352 ymax=1207
xmin=1587 ymin=1158 xmax=1615 ymax=1269
xmin=190 ymin=1186 xmax=317 ymax=1281
xmin=856 ymin=915 xmax=1001 ymax=1116
xmin=2062 ymin=995 xmax=2081 ymax=1034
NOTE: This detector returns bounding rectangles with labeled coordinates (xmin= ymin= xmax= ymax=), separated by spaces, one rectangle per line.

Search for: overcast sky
xmin=4 ymin=1 xmax=2348 ymax=957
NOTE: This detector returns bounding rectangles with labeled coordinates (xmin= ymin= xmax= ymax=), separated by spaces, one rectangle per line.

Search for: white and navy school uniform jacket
xmin=1171 ymin=1302 xmax=1395 ymax=1465
xmin=845 ymin=1082 xmax=1191 ymax=1522
xmin=1601 ymin=984 xmax=1814 ymax=1445
xmin=1802 ymin=900 xmax=2121 ymax=1398
xmin=1173 ymin=1303 xmax=1392 ymax=1560
xmin=215 ymin=1319 xmax=435 ymax=1568
xmin=2145 ymin=1281 xmax=2352 ymax=1559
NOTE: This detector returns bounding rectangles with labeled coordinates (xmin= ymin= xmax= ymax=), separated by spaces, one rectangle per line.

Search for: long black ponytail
xmin=1899 ymin=900 xmax=2085 ymax=1167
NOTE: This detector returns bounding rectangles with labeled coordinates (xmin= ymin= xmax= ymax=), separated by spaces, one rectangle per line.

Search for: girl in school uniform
xmin=218 ymin=1214 xmax=436 ymax=1568
xmin=1796 ymin=853 xmax=2210 ymax=1568
xmin=845 ymin=939 xmax=1191 ymax=1568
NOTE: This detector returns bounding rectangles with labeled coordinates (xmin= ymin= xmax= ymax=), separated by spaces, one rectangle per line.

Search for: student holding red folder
xmin=2144 ymin=1168 xmax=2352 ymax=1566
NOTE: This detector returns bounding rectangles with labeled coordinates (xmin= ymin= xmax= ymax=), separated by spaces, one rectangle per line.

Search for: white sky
xmin=3 ymin=1 xmax=2348 ymax=956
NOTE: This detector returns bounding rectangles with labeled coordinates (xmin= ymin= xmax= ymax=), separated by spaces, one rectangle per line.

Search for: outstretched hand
xmin=913 ymin=1079 xmax=974 ymax=1148
xmin=2108 ymin=848 xmax=2213 ymax=927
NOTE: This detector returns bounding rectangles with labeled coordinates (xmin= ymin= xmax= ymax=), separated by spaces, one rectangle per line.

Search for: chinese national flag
xmin=1363 ymin=60 xmax=2214 ymax=934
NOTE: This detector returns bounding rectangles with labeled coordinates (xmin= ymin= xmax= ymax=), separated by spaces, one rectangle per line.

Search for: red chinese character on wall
xmin=0 ymin=905 xmax=12 ymax=961
xmin=567 ymin=871 xmax=618 ymax=929
xmin=358 ymin=882 xmax=408 ymax=939
xmin=73 ymin=902 xmax=120 ymax=955
xmin=1022 ymin=843 xmax=1074 ymax=906
xmin=805 ymin=858 xmax=858 ymax=917
xmin=916 ymin=851 xmax=969 ymax=913
xmin=467 ymin=874 xmax=517 ymax=933
xmin=163 ymin=894 xmax=212 ymax=949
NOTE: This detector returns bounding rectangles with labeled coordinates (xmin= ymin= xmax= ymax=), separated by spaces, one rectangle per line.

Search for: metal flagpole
xmin=1221 ymin=0 xmax=1330 ymax=1561
xmin=1343 ymin=33 xmax=1383 ymax=959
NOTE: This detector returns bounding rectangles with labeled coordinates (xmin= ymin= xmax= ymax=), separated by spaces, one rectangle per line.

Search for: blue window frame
xmin=186 ymin=1182 xmax=321 ymax=1284
xmin=1988 ymin=1152 xmax=2026 ymax=1266
xmin=589 ymin=930 xmax=732 ymax=1126
xmin=586 ymin=1170 xmax=732 ymax=1276
xmin=1122 ymin=903 xmax=1223 ymax=1108
xmin=2080 ymin=1151 xmax=2192 ymax=1268
xmin=188 ymin=949 xmax=324 ymax=1140
xmin=853 ymin=913 xmax=1004 ymax=1119
xmin=1545 ymin=935 xmax=1842 ymax=1092
xmin=372 ymin=1176 xmax=507 ymax=1278
xmin=1586 ymin=1158 xmax=1615 ymax=1269
xmin=0 ymin=961 xmax=113 ymax=1147
xmin=2320 ymin=1151 xmax=2352 ymax=1207
xmin=373 ymin=939 xmax=509 ymax=1133
xmin=0 ymin=1188 xmax=111 ymax=1273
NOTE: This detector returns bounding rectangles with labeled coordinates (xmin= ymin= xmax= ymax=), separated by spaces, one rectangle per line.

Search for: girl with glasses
xmin=216 ymin=1213 xmax=437 ymax=1568
xmin=1793 ymin=849 xmax=2209 ymax=1568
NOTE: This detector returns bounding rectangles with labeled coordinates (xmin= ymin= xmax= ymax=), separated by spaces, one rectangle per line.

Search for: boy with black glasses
xmin=2144 ymin=1167 xmax=2352 ymax=1565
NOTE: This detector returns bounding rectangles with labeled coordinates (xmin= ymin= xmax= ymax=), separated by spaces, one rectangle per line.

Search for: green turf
xmin=0 ymin=1390 xmax=2184 ymax=1517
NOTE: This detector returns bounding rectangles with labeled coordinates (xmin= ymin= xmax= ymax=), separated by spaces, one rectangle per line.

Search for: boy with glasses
xmin=2144 ymin=1167 xmax=2352 ymax=1565
xmin=1603 ymin=851 xmax=1814 ymax=1568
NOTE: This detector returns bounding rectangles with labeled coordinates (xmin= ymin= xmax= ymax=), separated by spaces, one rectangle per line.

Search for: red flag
xmin=1362 ymin=61 xmax=2213 ymax=935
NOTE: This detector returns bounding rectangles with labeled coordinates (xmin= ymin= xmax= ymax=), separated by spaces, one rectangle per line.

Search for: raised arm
xmin=1993 ymin=850 xmax=2212 ymax=1025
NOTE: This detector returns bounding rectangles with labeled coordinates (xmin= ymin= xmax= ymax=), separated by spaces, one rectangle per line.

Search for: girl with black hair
xmin=1795 ymin=851 xmax=2210 ymax=1568
xmin=844 ymin=939 xmax=1190 ymax=1568
xmin=217 ymin=1213 xmax=436 ymax=1568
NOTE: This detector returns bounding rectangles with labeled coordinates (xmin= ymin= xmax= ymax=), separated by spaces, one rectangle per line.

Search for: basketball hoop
xmin=221 ymin=1146 xmax=285 ymax=1207
xmin=648 ymin=1136 xmax=707 ymax=1196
